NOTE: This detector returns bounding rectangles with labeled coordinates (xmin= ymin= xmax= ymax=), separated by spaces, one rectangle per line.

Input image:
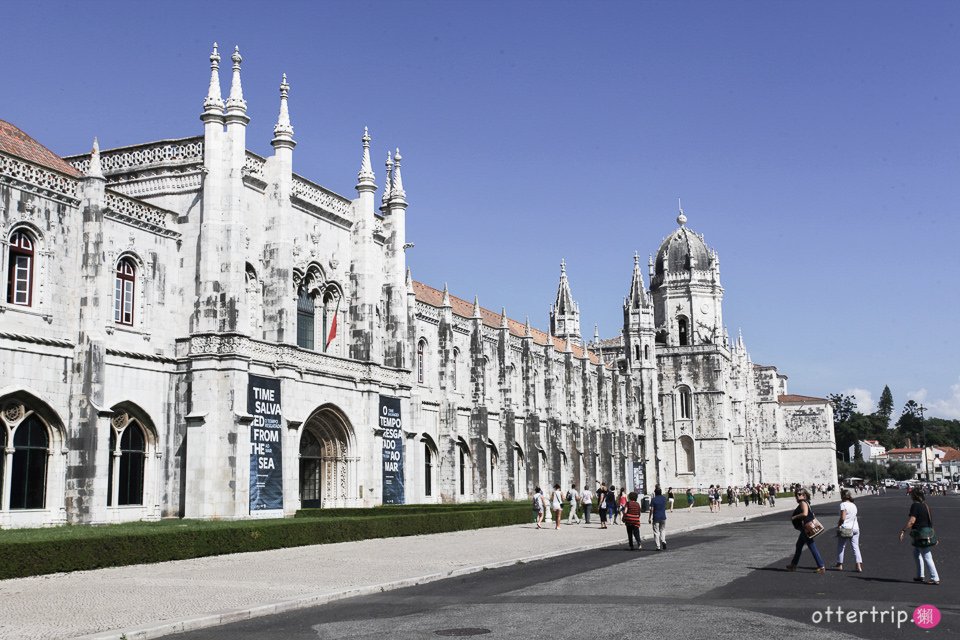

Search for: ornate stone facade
xmin=0 ymin=46 xmax=836 ymax=528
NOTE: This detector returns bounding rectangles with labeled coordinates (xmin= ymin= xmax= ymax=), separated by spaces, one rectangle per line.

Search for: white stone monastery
xmin=0 ymin=45 xmax=837 ymax=527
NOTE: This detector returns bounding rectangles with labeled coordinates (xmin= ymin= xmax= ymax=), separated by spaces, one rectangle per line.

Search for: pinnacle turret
xmin=550 ymin=258 xmax=582 ymax=346
xmin=472 ymin=295 xmax=482 ymax=319
xmin=381 ymin=151 xmax=393 ymax=211
xmin=390 ymin=148 xmax=406 ymax=206
xmin=627 ymin=251 xmax=647 ymax=308
xmin=202 ymin=42 xmax=224 ymax=116
xmin=86 ymin=137 xmax=104 ymax=180
xmin=225 ymin=46 xmax=247 ymax=116
xmin=524 ymin=316 xmax=532 ymax=338
xmin=441 ymin=283 xmax=451 ymax=308
xmin=356 ymin=127 xmax=376 ymax=191
xmin=271 ymin=73 xmax=295 ymax=148
xmin=500 ymin=307 xmax=509 ymax=329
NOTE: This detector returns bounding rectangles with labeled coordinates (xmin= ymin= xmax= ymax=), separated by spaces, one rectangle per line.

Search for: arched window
xmin=7 ymin=230 xmax=35 ymax=306
xmin=532 ymin=370 xmax=540 ymax=412
xmin=481 ymin=356 xmax=490 ymax=399
xmin=424 ymin=441 xmax=433 ymax=497
xmin=634 ymin=344 xmax=640 ymax=360
xmin=451 ymin=348 xmax=459 ymax=391
xmin=297 ymin=288 xmax=315 ymax=350
xmin=108 ymin=420 xmax=146 ymax=506
xmin=417 ymin=339 xmax=427 ymax=384
xmin=10 ymin=415 xmax=48 ymax=509
xmin=678 ymin=316 xmax=689 ymax=346
xmin=489 ymin=445 xmax=498 ymax=494
xmin=678 ymin=435 xmax=696 ymax=474
xmin=644 ymin=345 xmax=650 ymax=360
xmin=679 ymin=387 xmax=693 ymax=419
xmin=114 ymin=257 xmax=136 ymax=325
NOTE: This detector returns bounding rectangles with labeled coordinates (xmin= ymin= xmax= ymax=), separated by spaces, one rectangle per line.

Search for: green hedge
xmin=295 ymin=501 xmax=529 ymax=518
xmin=0 ymin=506 xmax=533 ymax=580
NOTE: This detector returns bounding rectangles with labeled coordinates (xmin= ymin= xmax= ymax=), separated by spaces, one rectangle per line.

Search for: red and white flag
xmin=325 ymin=297 xmax=340 ymax=350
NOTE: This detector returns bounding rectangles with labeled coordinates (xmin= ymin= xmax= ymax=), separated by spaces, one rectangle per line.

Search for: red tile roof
xmin=0 ymin=120 xmax=81 ymax=177
xmin=413 ymin=280 xmax=602 ymax=365
xmin=778 ymin=394 xmax=829 ymax=404
xmin=940 ymin=447 xmax=960 ymax=462
xmin=886 ymin=448 xmax=922 ymax=455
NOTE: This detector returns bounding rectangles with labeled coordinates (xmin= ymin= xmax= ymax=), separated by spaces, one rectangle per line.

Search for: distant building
xmin=886 ymin=446 xmax=947 ymax=481
xmin=849 ymin=439 xmax=886 ymax=462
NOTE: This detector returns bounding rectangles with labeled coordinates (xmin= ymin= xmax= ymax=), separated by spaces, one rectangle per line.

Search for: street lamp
xmin=918 ymin=404 xmax=930 ymax=483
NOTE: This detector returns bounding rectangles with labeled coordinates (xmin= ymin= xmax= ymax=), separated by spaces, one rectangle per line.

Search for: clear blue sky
xmin=4 ymin=1 xmax=959 ymax=418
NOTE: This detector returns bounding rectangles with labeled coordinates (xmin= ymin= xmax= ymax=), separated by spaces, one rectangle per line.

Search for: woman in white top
xmin=551 ymin=484 xmax=564 ymax=529
xmin=835 ymin=489 xmax=862 ymax=572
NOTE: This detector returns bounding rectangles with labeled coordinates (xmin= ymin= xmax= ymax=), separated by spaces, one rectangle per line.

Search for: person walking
xmin=533 ymin=486 xmax=545 ymax=529
xmin=616 ymin=488 xmax=627 ymax=525
xmin=835 ymin=489 xmax=862 ymax=572
xmin=581 ymin=484 xmax=593 ymax=524
xmin=898 ymin=487 xmax=940 ymax=585
xmin=598 ymin=483 xmax=609 ymax=529
xmin=667 ymin=487 xmax=675 ymax=512
xmin=623 ymin=491 xmax=643 ymax=550
xmin=567 ymin=483 xmax=581 ymax=524
xmin=649 ymin=486 xmax=668 ymax=550
xmin=550 ymin=484 xmax=564 ymax=530
xmin=786 ymin=488 xmax=826 ymax=573
xmin=686 ymin=487 xmax=695 ymax=511
xmin=607 ymin=485 xmax=618 ymax=525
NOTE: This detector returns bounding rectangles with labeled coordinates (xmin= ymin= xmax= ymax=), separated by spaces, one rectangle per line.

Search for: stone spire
xmin=406 ymin=267 xmax=414 ymax=295
xmin=202 ymin=42 xmax=224 ymax=115
xmin=524 ymin=316 xmax=532 ymax=338
xmin=356 ymin=127 xmax=376 ymax=191
xmin=554 ymin=259 xmax=575 ymax=314
xmin=627 ymin=251 xmax=647 ymax=308
xmin=546 ymin=332 xmax=554 ymax=347
xmin=390 ymin=148 xmax=406 ymax=205
xmin=271 ymin=73 xmax=295 ymax=148
xmin=86 ymin=137 xmax=105 ymax=180
xmin=677 ymin=197 xmax=687 ymax=227
xmin=593 ymin=324 xmax=600 ymax=345
xmin=381 ymin=151 xmax=393 ymax=211
xmin=225 ymin=46 xmax=247 ymax=116
xmin=441 ymin=282 xmax=451 ymax=307
xmin=472 ymin=295 xmax=482 ymax=319
xmin=550 ymin=258 xmax=582 ymax=346
xmin=500 ymin=307 xmax=509 ymax=329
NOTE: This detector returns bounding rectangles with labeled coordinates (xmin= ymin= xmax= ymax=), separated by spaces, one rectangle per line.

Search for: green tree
xmin=877 ymin=385 xmax=894 ymax=423
xmin=829 ymin=393 xmax=857 ymax=425
xmin=896 ymin=400 xmax=924 ymax=446
xmin=887 ymin=461 xmax=917 ymax=481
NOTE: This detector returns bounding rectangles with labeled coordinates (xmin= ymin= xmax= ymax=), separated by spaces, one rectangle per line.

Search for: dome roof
xmin=653 ymin=211 xmax=712 ymax=279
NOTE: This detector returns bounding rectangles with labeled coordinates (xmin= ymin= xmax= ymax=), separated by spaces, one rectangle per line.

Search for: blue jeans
xmin=792 ymin=532 xmax=824 ymax=568
xmin=914 ymin=546 xmax=939 ymax=581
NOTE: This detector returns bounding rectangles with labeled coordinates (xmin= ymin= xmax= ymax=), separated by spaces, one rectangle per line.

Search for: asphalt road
xmin=168 ymin=493 xmax=957 ymax=640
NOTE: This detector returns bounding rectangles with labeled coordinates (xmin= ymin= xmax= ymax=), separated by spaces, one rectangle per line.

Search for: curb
xmin=77 ymin=505 xmax=798 ymax=640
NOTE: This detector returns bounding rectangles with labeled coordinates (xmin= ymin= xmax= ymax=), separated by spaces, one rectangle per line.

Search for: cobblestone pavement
xmin=0 ymin=499 xmax=806 ymax=639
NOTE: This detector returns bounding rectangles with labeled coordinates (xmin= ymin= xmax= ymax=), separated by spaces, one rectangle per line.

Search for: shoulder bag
xmin=803 ymin=505 xmax=825 ymax=539
xmin=911 ymin=504 xmax=939 ymax=548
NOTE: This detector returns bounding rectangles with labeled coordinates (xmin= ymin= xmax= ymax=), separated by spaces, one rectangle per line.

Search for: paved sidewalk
xmin=0 ymin=500 xmax=807 ymax=640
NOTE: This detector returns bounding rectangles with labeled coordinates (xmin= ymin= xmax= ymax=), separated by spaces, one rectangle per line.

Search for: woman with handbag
xmin=835 ymin=490 xmax=862 ymax=572
xmin=786 ymin=488 xmax=826 ymax=573
xmin=898 ymin=487 xmax=939 ymax=585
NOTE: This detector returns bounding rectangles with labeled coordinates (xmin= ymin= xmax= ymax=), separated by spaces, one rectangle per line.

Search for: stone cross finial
xmin=677 ymin=197 xmax=687 ymax=226
xmin=203 ymin=42 xmax=224 ymax=112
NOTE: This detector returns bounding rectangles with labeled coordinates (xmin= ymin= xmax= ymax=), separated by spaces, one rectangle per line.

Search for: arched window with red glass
xmin=6 ymin=230 xmax=35 ymax=306
xmin=114 ymin=257 xmax=136 ymax=325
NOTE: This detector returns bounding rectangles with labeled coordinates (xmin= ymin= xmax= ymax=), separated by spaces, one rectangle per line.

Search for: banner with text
xmin=380 ymin=395 xmax=405 ymax=504
xmin=248 ymin=374 xmax=284 ymax=512
xmin=632 ymin=461 xmax=645 ymax=495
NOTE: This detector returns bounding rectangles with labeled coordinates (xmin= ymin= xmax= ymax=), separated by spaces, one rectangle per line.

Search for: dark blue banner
xmin=248 ymin=374 xmax=283 ymax=512
xmin=633 ymin=461 xmax=645 ymax=495
xmin=380 ymin=395 xmax=404 ymax=504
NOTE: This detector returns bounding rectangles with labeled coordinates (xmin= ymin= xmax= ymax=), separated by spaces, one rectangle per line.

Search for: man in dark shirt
xmin=649 ymin=486 xmax=668 ymax=550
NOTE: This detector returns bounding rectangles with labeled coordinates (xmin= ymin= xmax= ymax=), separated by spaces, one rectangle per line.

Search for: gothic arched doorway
xmin=299 ymin=406 xmax=356 ymax=508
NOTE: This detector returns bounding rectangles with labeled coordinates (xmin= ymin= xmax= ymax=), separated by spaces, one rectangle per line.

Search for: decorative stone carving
xmin=68 ymin=139 xmax=204 ymax=175
xmin=291 ymin=175 xmax=352 ymax=218
xmin=2 ymin=402 xmax=25 ymax=425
